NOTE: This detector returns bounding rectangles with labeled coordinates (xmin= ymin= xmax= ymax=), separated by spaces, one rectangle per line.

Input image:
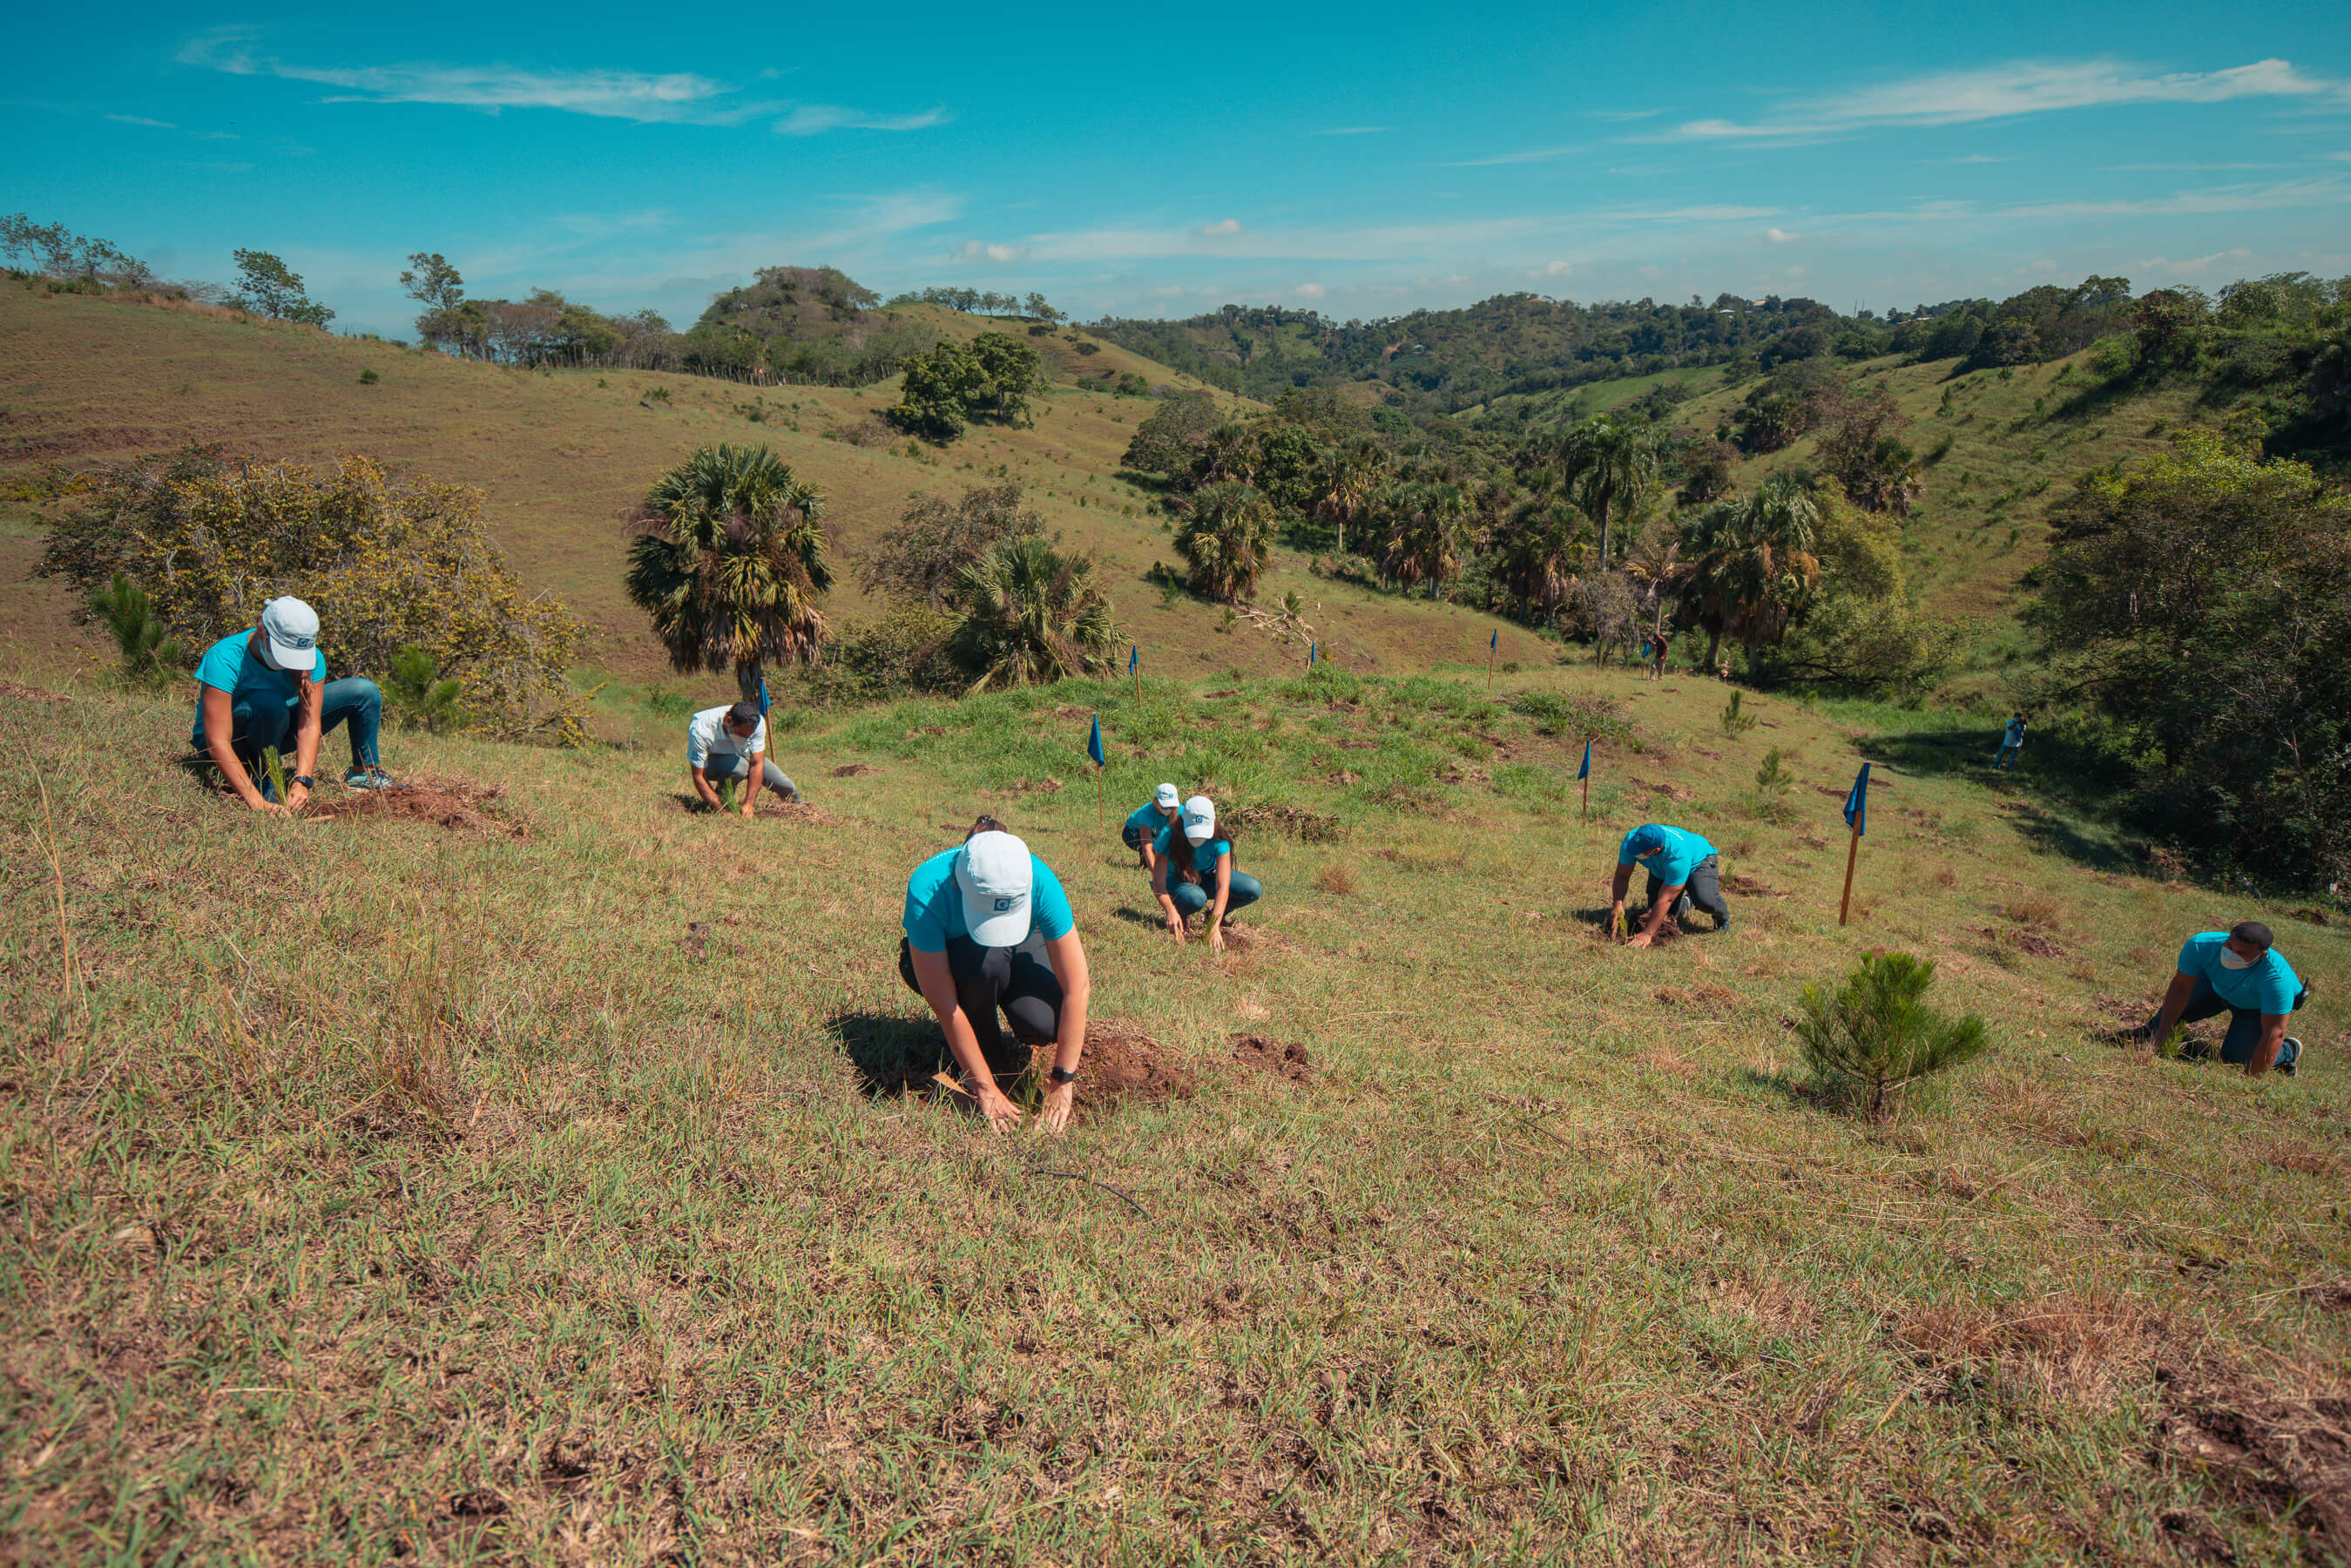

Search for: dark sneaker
xmin=2279 ymin=1037 xmax=2303 ymax=1077
xmin=2176 ymin=1037 xmax=2213 ymax=1063
xmin=344 ymin=765 xmax=399 ymax=791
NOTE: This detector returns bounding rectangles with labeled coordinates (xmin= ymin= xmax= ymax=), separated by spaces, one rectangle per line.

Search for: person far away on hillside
xmin=900 ymin=818 xmax=1092 ymax=1134
xmin=193 ymin=596 xmax=395 ymax=814
xmin=1122 ymin=781 xmax=1182 ymax=868
xmin=686 ymin=700 xmax=801 ymax=817
xmin=1649 ymin=631 xmax=1672 ymax=682
xmin=1152 ymin=794 xmax=1264 ymax=953
xmin=2134 ymin=920 xmax=2308 ymax=1077
xmin=1610 ymin=822 xmax=1732 ymax=949
xmin=1995 ymin=713 xmax=2028 ymax=771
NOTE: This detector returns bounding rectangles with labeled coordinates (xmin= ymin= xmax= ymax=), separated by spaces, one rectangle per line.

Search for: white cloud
xmin=1434 ymin=144 xmax=1587 ymax=167
xmin=106 ymin=113 xmax=176 ymax=127
xmin=2135 ymin=246 xmax=2255 ymax=275
xmin=1671 ymin=57 xmax=2338 ymax=143
xmin=957 ymin=240 xmax=1030 ymax=263
xmin=2015 ymin=257 xmax=2059 ymax=274
xmin=1766 ymin=226 xmax=1800 ymax=243
xmin=1785 ymin=265 xmax=1807 ymax=277
xmin=1543 ymin=259 xmax=1573 ymax=275
xmin=774 ymin=103 xmax=950 ymax=136
xmin=1199 ymin=218 xmax=1243 ymax=237
xmin=1295 ymin=281 xmax=1326 ymax=299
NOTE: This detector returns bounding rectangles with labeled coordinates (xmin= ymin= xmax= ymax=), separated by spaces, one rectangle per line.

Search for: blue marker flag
xmin=1490 ymin=629 xmax=1498 ymax=651
xmin=1087 ymin=713 xmax=1106 ymax=768
xmin=1577 ymin=738 xmax=1592 ymax=781
xmin=1843 ymin=762 xmax=1870 ymax=836
xmin=757 ymin=673 xmax=770 ymax=716
xmin=1128 ymin=645 xmax=1138 ymax=672
xmin=1309 ymin=641 xmax=1318 ymax=666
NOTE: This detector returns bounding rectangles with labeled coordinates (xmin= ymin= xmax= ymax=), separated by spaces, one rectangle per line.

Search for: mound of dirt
xmin=309 ymin=778 xmax=522 ymax=838
xmin=2164 ymin=1383 xmax=2351 ymax=1551
xmin=0 ymin=679 xmax=70 ymax=706
xmin=830 ymin=763 xmax=875 ymax=777
xmin=1225 ymin=802 xmax=1344 ymax=842
xmin=1232 ymin=1033 xmax=1313 ymax=1084
xmin=1725 ymin=874 xmax=1784 ymax=897
xmin=1216 ymin=923 xmax=1294 ymax=956
xmin=1035 ymin=1020 xmax=1197 ymax=1112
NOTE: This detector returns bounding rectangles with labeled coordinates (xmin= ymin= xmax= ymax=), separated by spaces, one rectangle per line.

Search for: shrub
xmin=1795 ymin=951 xmax=1990 ymax=1119
xmin=792 ymin=605 xmax=963 ymax=705
xmin=357 ymin=368 xmax=380 ymax=385
xmin=39 ymin=443 xmax=585 ymax=742
xmin=88 ymin=572 xmax=184 ymax=687
xmin=386 ymin=645 xmax=466 ymax=733
xmin=1510 ymin=691 xmax=1637 ymax=747
xmin=1719 ymin=689 xmax=1758 ymax=736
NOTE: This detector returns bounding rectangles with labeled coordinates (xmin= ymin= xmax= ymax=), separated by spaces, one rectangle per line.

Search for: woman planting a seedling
xmin=1608 ymin=821 xmax=1731 ymax=948
xmin=898 ymin=818 xmax=1092 ymax=1134
xmin=2134 ymin=920 xmax=2309 ymax=1077
xmin=1121 ymin=781 xmax=1182 ymax=868
xmin=686 ymin=700 xmax=801 ymax=817
xmin=192 ymin=596 xmax=396 ymax=814
xmin=1151 ymin=794 xmax=1264 ymax=953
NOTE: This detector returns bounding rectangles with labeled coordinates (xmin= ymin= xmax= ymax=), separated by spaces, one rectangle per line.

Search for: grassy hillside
xmin=0 ymin=286 xmax=1564 ymax=694
xmin=3 ymin=661 xmax=2345 ymax=1564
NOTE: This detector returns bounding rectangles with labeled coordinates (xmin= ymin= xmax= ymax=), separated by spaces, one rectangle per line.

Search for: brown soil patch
xmin=2290 ymin=906 xmax=2335 ymax=928
xmin=1324 ymin=769 xmax=1362 ymax=785
xmin=1981 ymin=925 xmax=2064 ymax=958
xmin=1226 ymin=802 xmax=1344 ymax=842
xmin=1048 ymin=1020 xmax=1197 ymax=1111
xmin=2164 ymin=1382 xmax=2351 ymax=1551
xmin=830 ymin=762 xmax=875 ymax=777
xmin=308 ymin=778 xmax=522 ymax=838
xmin=1053 ymin=705 xmax=1091 ymax=720
xmin=0 ymin=678 xmax=71 ymax=705
xmin=1724 ymin=873 xmax=1784 ymax=897
xmin=1899 ymin=1292 xmax=2171 ymax=1410
xmin=987 ymin=775 xmax=1064 ymax=796
xmin=766 ymin=801 xmax=836 ymax=825
xmin=1217 ymin=923 xmax=1294 ymax=956
xmin=1230 ymin=1033 xmax=1313 ymax=1085
xmin=1646 ymin=780 xmax=1697 ymax=803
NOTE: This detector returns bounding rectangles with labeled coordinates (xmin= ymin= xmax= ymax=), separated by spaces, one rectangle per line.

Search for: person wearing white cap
xmin=190 ymin=596 xmax=394 ymax=814
xmin=1150 ymin=794 xmax=1263 ymax=953
xmin=1120 ymin=781 xmax=1182 ymax=868
xmin=898 ymin=816 xmax=1092 ymax=1133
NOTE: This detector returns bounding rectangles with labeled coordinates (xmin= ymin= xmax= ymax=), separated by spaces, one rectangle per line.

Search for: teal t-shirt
xmin=902 ymin=847 xmax=1075 ymax=952
xmin=1124 ymin=801 xmax=1167 ymax=837
xmin=1156 ymin=823 xmax=1235 ymax=887
xmin=1618 ymin=824 xmax=1715 ymax=888
xmin=2178 ymin=931 xmax=2301 ymax=1015
xmin=191 ymin=631 xmax=328 ymax=744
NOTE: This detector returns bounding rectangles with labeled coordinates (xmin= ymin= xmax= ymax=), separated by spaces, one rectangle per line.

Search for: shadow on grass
xmin=824 ymin=1010 xmax=948 ymax=1098
xmin=1854 ymin=727 xmax=2143 ymax=873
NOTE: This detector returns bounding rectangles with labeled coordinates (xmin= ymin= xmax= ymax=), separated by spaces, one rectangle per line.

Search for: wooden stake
xmin=1581 ymin=772 xmax=1590 ymax=824
xmin=1094 ymin=763 xmax=1104 ymax=822
xmin=1837 ymin=818 xmax=1861 ymax=927
xmin=1486 ymin=641 xmax=1496 ymax=691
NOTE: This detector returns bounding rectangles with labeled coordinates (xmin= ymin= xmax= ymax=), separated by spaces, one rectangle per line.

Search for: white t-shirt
xmin=686 ymin=706 xmax=766 ymax=768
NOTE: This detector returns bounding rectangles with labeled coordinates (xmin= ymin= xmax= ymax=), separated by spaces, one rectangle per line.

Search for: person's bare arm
xmin=690 ymin=763 xmax=725 ymax=811
xmin=1607 ymin=864 xmax=1633 ymax=936
xmin=1627 ymin=882 xmax=1685 ymax=949
xmin=2146 ymin=970 xmax=2198 ymax=1051
xmin=200 ymin=686 xmax=283 ymax=814
xmin=1152 ymin=855 xmax=1185 ymax=938
xmin=1038 ymin=930 xmax=1091 ymax=1132
xmin=2248 ymin=1014 xmax=2288 ymax=1077
xmin=1206 ymin=850 xmax=1234 ymax=953
xmin=286 ymin=679 xmax=323 ymax=811
xmin=739 ymin=750 xmax=765 ymax=817
xmin=909 ymin=945 xmax=1019 ymax=1133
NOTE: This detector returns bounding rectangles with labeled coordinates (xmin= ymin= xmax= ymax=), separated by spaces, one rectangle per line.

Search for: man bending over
xmin=686 ymin=700 xmax=801 ymax=818
xmin=2138 ymin=921 xmax=2308 ymax=1077
xmin=1608 ymin=821 xmax=1731 ymax=949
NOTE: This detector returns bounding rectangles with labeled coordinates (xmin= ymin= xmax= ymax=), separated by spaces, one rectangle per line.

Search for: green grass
xmin=4 ymin=663 xmax=2346 ymax=1563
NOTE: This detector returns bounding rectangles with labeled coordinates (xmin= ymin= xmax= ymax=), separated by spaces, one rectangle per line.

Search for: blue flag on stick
xmin=1128 ymin=645 xmax=1138 ymax=672
xmin=1309 ymin=641 xmax=1318 ymax=666
xmin=1577 ymin=738 xmax=1592 ymax=781
xmin=1490 ymin=629 xmax=1498 ymax=651
xmin=1087 ymin=713 xmax=1106 ymax=767
xmin=757 ymin=673 xmax=770 ymax=717
xmin=1843 ymin=762 xmax=1870 ymax=836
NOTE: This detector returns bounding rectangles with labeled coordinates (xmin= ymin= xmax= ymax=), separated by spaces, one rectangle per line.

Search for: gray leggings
xmin=1646 ymin=853 xmax=1730 ymax=928
xmin=699 ymin=755 xmax=800 ymax=800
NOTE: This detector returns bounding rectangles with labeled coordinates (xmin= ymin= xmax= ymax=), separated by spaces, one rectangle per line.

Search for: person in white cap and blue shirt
xmin=898 ymin=817 xmax=1092 ymax=1133
xmin=1121 ymin=781 xmax=1181 ymax=868
xmin=686 ymin=700 xmax=801 ymax=817
xmin=1609 ymin=821 xmax=1731 ymax=948
xmin=1150 ymin=794 xmax=1263 ymax=953
xmin=191 ymin=596 xmax=394 ymax=814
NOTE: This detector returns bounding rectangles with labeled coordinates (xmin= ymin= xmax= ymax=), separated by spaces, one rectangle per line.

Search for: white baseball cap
xmin=1153 ymin=781 xmax=1180 ymax=809
xmin=256 ymin=597 xmax=321 ymax=672
xmin=1180 ymin=795 xmax=1217 ymax=843
xmin=956 ymin=830 xmax=1035 ymax=948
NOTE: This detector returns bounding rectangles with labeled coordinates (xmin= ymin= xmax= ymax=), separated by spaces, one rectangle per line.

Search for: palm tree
xmin=1176 ymin=482 xmax=1275 ymax=604
xmin=1681 ymin=473 xmax=1823 ymax=671
xmin=624 ymin=444 xmax=832 ymax=704
xmin=1378 ymin=480 xmax=1472 ymax=600
xmin=944 ymin=536 xmax=1120 ymax=693
xmin=1314 ymin=436 xmax=1387 ymax=557
xmin=1555 ymin=415 xmax=1660 ymax=573
xmin=1492 ymin=487 xmax=1591 ymax=627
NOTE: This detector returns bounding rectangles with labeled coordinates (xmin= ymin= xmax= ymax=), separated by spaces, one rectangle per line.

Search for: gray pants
xmin=1646 ymin=853 xmax=1730 ymax=929
xmin=700 ymin=755 xmax=800 ymax=801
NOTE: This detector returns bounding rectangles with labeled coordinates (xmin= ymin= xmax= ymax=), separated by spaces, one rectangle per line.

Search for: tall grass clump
xmin=1795 ymin=950 xmax=1990 ymax=1119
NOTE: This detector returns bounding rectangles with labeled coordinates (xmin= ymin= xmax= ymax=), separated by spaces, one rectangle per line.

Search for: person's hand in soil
xmin=975 ymin=1083 xmax=1022 ymax=1135
xmin=1207 ymin=922 xmax=1226 ymax=956
xmin=285 ymin=781 xmax=311 ymax=813
xmin=1625 ymin=928 xmax=1655 ymax=950
xmin=247 ymin=794 xmax=292 ymax=817
xmin=1038 ymin=1079 xmax=1076 ymax=1133
xmin=1165 ymin=909 xmax=1186 ymax=942
xmin=737 ymin=798 xmax=755 ymax=820
xmin=1608 ymin=898 xmax=1627 ymax=939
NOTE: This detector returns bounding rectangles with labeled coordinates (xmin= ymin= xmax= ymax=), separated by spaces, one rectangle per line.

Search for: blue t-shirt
xmin=2178 ymin=931 xmax=2301 ymax=1015
xmin=1619 ymin=824 xmax=1715 ymax=888
xmin=1156 ymin=823 xmax=1235 ymax=887
xmin=191 ymin=631 xmax=327 ymax=743
xmin=902 ymin=847 xmax=1075 ymax=952
xmin=1124 ymin=801 xmax=1167 ymax=837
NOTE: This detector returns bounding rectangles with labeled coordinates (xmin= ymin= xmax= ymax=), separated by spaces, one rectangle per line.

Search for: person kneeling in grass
xmin=1609 ymin=821 xmax=1731 ymax=949
xmin=686 ymin=700 xmax=801 ymax=818
xmin=193 ymin=596 xmax=394 ymax=814
xmin=1122 ymin=781 xmax=1181 ymax=868
xmin=1152 ymin=794 xmax=1263 ymax=954
xmin=2137 ymin=921 xmax=2308 ymax=1077
xmin=898 ymin=819 xmax=1091 ymax=1134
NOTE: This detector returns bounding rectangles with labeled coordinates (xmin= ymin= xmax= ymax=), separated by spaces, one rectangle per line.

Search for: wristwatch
xmin=290 ymin=774 xmax=316 ymax=788
xmin=1049 ymin=1065 xmax=1078 ymax=1085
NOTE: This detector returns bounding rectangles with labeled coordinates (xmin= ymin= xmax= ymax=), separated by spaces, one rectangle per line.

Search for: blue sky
xmin=6 ymin=2 xmax=2349 ymax=337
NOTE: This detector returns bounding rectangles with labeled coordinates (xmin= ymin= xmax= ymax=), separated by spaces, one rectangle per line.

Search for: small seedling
xmin=1795 ymin=950 xmax=1990 ymax=1119
xmin=1719 ymin=690 xmax=1758 ymax=738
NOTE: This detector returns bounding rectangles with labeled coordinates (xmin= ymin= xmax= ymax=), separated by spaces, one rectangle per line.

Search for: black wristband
xmin=1049 ymin=1065 xmax=1078 ymax=1085
xmin=291 ymin=774 xmax=315 ymax=788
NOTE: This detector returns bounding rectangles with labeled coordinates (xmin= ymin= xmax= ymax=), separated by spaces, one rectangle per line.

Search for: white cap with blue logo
xmin=257 ymin=596 xmax=321 ymax=672
xmin=956 ymin=830 xmax=1035 ymax=948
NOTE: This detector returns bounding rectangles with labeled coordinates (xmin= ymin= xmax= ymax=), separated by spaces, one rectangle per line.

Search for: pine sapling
xmin=1795 ymin=950 xmax=1989 ymax=1119
xmin=89 ymin=573 xmax=183 ymax=686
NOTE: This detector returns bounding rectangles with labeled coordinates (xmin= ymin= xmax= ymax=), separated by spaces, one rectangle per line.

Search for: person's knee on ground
xmin=760 ymin=758 xmax=800 ymax=801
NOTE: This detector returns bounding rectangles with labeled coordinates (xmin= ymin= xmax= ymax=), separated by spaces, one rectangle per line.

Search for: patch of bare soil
xmin=1226 ymin=802 xmax=1344 ymax=842
xmin=2290 ymin=906 xmax=2335 ymax=928
xmin=309 ymin=778 xmax=523 ymax=838
xmin=1725 ymin=873 xmax=1785 ymax=897
xmin=1591 ymin=912 xmax=1685 ymax=945
xmin=1217 ymin=923 xmax=1295 ymax=957
xmin=830 ymin=762 xmax=875 ymax=777
xmin=1046 ymin=1020 xmax=1197 ymax=1111
xmin=1230 ymin=1033 xmax=1313 ymax=1085
xmin=0 ymin=679 xmax=71 ymax=705
xmin=1981 ymin=924 xmax=2064 ymax=958
xmin=1645 ymin=779 xmax=1698 ymax=803
xmin=2164 ymin=1382 xmax=2351 ymax=1551
xmin=766 ymin=801 xmax=835 ymax=825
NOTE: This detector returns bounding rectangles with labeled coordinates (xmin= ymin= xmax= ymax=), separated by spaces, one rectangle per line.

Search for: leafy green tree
xmin=1120 ymin=394 xmax=1221 ymax=479
xmin=88 ymin=573 xmax=183 ymax=686
xmin=399 ymin=252 xmax=465 ymax=320
xmin=1796 ymin=951 xmax=1989 ymax=1120
xmin=1555 ymin=414 xmax=1659 ymax=571
xmin=861 ymin=483 xmax=1044 ymax=608
xmin=1376 ymin=479 xmax=1471 ymax=599
xmin=1681 ymin=473 xmax=1823 ymax=669
xmin=1175 ymin=483 xmax=1274 ymax=603
xmin=885 ymin=334 xmax=1046 ymax=442
xmin=624 ymin=444 xmax=832 ymax=706
xmin=233 ymin=249 xmax=334 ymax=327
xmin=2131 ymin=287 xmax=2210 ymax=375
xmin=943 ymin=536 xmax=1120 ymax=692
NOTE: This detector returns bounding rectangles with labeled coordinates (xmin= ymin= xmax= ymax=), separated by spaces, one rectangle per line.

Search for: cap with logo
xmin=1153 ymin=781 xmax=1180 ymax=810
xmin=1181 ymin=794 xmax=1217 ymax=844
xmin=1625 ymin=825 xmax=1669 ymax=858
xmin=257 ymin=597 xmax=321 ymax=672
xmin=956 ymin=830 xmax=1035 ymax=948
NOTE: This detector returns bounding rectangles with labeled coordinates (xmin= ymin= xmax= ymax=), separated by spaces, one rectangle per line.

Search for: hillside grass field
xmin=3 ymin=659 xmax=2347 ymax=1565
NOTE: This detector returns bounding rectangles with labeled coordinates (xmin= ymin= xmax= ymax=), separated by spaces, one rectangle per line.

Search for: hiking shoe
xmin=344 ymin=765 xmax=399 ymax=791
xmin=2279 ymin=1037 xmax=2303 ymax=1077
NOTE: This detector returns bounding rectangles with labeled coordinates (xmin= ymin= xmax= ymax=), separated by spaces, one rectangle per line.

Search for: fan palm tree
xmin=1314 ymin=436 xmax=1388 ymax=557
xmin=944 ymin=535 xmax=1120 ymax=693
xmin=1681 ymin=473 xmax=1823 ymax=671
xmin=1556 ymin=415 xmax=1660 ymax=572
xmin=1378 ymin=480 xmax=1472 ymax=600
xmin=623 ymin=444 xmax=832 ymax=704
xmin=1176 ymin=483 xmax=1275 ymax=604
xmin=1492 ymin=487 xmax=1591 ymax=627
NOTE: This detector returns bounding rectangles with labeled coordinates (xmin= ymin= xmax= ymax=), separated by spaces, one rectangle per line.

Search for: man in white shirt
xmin=686 ymin=700 xmax=801 ymax=817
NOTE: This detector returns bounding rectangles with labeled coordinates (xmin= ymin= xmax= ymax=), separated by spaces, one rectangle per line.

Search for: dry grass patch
xmin=1898 ymin=1291 xmax=2173 ymax=1410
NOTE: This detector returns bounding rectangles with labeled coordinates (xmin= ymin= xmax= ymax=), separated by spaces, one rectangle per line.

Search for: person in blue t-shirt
xmin=897 ymin=817 xmax=1092 ymax=1133
xmin=190 ymin=597 xmax=394 ymax=814
xmin=1609 ymin=822 xmax=1731 ymax=948
xmin=2138 ymin=921 xmax=2310 ymax=1077
xmin=1122 ymin=781 xmax=1181 ymax=868
xmin=1151 ymin=794 xmax=1263 ymax=954
xmin=1995 ymin=713 xmax=2027 ymax=771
